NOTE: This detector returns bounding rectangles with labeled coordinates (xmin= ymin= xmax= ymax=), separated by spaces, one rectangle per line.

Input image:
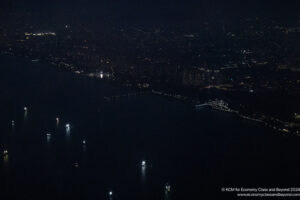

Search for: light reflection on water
xmin=164 ymin=184 xmax=171 ymax=200
xmin=65 ymin=127 xmax=71 ymax=142
xmin=108 ymin=190 xmax=114 ymax=200
xmin=3 ymin=155 xmax=9 ymax=172
xmin=141 ymin=165 xmax=147 ymax=183
xmin=2 ymin=55 xmax=300 ymax=200
xmin=56 ymin=117 xmax=59 ymax=127
xmin=46 ymin=134 xmax=51 ymax=144
xmin=164 ymin=191 xmax=170 ymax=200
xmin=24 ymin=110 xmax=28 ymax=120
xmin=82 ymin=144 xmax=87 ymax=152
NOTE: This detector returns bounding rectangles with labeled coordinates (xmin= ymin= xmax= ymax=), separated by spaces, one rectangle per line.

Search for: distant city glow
xmin=24 ymin=32 xmax=56 ymax=37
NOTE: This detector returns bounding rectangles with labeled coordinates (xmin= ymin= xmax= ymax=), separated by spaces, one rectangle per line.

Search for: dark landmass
xmin=0 ymin=12 xmax=299 ymax=134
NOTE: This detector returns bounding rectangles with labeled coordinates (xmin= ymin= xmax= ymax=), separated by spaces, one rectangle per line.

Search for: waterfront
xmin=1 ymin=55 xmax=300 ymax=200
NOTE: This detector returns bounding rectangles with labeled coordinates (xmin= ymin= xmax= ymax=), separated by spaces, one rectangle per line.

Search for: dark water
xmin=1 ymin=55 xmax=300 ymax=200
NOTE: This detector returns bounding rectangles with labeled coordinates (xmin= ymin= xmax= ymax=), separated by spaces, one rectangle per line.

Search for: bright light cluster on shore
xmin=25 ymin=32 xmax=56 ymax=37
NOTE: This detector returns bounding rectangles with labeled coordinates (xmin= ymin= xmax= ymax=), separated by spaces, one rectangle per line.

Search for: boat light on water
xmin=82 ymin=140 xmax=86 ymax=144
xmin=24 ymin=107 xmax=28 ymax=111
xmin=3 ymin=150 xmax=8 ymax=156
xmin=66 ymin=124 xmax=70 ymax=129
xmin=141 ymin=160 xmax=146 ymax=167
xmin=109 ymin=191 xmax=113 ymax=196
xmin=165 ymin=183 xmax=171 ymax=192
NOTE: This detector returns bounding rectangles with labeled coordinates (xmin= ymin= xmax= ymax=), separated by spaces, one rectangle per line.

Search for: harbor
xmin=1 ymin=55 xmax=300 ymax=200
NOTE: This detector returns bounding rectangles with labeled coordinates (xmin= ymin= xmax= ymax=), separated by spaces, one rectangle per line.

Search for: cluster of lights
xmin=7 ymin=108 xmax=173 ymax=198
xmin=24 ymin=32 xmax=56 ymax=36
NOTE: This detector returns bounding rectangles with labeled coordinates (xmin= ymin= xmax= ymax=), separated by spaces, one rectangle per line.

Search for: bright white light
xmin=3 ymin=150 xmax=8 ymax=155
xmin=56 ymin=117 xmax=59 ymax=121
xmin=141 ymin=160 xmax=146 ymax=167
xmin=82 ymin=140 xmax=86 ymax=144
xmin=24 ymin=107 xmax=28 ymax=111
xmin=65 ymin=124 xmax=71 ymax=135
xmin=109 ymin=191 xmax=113 ymax=196
xmin=165 ymin=184 xmax=171 ymax=192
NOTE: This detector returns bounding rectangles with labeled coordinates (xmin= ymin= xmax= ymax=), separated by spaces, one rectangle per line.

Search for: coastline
xmin=1 ymin=52 xmax=299 ymax=136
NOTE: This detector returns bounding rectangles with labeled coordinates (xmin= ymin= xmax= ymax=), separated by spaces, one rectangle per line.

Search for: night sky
xmin=1 ymin=0 xmax=299 ymax=22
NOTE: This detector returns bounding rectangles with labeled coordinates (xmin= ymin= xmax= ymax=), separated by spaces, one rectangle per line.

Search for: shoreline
xmin=1 ymin=52 xmax=299 ymax=136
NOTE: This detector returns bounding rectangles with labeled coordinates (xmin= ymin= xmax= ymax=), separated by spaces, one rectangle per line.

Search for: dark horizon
xmin=1 ymin=0 xmax=300 ymax=22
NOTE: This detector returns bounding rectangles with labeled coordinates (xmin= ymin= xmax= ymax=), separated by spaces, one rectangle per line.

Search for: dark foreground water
xmin=0 ymin=55 xmax=300 ymax=200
